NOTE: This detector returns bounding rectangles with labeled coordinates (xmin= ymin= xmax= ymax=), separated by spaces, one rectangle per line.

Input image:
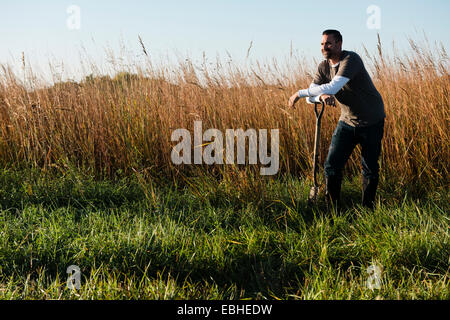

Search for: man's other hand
xmin=288 ymin=93 xmax=300 ymax=108
xmin=320 ymin=94 xmax=336 ymax=107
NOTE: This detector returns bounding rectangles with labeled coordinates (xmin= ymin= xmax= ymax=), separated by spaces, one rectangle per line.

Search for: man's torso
xmin=314 ymin=50 xmax=385 ymax=127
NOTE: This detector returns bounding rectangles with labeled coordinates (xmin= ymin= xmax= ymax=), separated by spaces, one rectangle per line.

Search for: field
xmin=0 ymin=38 xmax=448 ymax=299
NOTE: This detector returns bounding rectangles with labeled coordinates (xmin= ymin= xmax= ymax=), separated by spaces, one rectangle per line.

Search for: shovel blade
xmin=308 ymin=186 xmax=320 ymax=204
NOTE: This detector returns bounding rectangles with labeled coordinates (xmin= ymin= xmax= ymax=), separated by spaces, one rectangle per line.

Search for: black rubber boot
xmin=362 ymin=176 xmax=379 ymax=210
xmin=325 ymin=176 xmax=342 ymax=210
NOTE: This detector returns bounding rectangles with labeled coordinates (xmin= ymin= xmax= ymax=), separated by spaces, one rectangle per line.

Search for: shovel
xmin=308 ymin=100 xmax=325 ymax=204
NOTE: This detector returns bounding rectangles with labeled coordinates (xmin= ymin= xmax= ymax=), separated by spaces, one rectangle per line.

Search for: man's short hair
xmin=322 ymin=30 xmax=343 ymax=43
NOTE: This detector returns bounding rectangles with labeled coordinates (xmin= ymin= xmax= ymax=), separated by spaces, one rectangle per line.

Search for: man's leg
xmin=359 ymin=119 xmax=385 ymax=209
xmin=324 ymin=121 xmax=357 ymax=208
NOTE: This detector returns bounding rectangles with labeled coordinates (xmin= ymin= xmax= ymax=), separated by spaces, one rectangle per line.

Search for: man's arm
xmin=291 ymin=83 xmax=336 ymax=107
xmin=306 ymin=95 xmax=321 ymax=104
xmin=298 ymin=75 xmax=349 ymax=98
xmin=306 ymin=83 xmax=321 ymax=104
xmin=289 ymin=62 xmax=338 ymax=108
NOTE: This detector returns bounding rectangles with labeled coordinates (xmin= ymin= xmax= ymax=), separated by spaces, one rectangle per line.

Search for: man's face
xmin=321 ymin=34 xmax=341 ymax=59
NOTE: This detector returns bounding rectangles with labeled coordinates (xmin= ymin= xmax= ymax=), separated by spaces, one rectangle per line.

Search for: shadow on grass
xmin=3 ymin=239 xmax=306 ymax=299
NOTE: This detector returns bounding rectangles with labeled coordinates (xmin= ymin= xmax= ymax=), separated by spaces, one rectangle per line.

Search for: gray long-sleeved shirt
xmin=299 ymin=50 xmax=385 ymax=127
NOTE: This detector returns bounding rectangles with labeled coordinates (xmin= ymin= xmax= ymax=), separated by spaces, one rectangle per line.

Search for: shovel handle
xmin=312 ymin=101 xmax=325 ymax=188
xmin=314 ymin=100 xmax=325 ymax=120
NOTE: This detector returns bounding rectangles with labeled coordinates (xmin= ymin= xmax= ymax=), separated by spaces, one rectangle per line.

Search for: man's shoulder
xmin=341 ymin=50 xmax=363 ymax=63
xmin=317 ymin=60 xmax=330 ymax=73
xmin=317 ymin=51 xmax=362 ymax=69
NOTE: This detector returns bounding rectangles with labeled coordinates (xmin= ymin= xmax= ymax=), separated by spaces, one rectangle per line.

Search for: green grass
xmin=0 ymin=169 xmax=448 ymax=299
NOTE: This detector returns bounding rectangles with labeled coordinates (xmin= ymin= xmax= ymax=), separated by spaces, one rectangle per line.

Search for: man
xmin=288 ymin=30 xmax=385 ymax=209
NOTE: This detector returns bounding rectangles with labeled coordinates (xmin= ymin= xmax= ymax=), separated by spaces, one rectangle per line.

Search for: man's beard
xmin=322 ymin=50 xmax=332 ymax=59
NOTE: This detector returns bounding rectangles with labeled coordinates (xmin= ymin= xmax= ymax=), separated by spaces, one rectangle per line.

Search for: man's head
xmin=321 ymin=30 xmax=343 ymax=60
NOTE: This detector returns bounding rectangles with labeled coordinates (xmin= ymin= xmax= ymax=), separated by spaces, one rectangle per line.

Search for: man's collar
xmin=329 ymin=50 xmax=345 ymax=67
xmin=331 ymin=61 xmax=340 ymax=68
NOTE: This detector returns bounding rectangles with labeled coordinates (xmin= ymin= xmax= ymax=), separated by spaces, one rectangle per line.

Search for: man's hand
xmin=288 ymin=93 xmax=300 ymax=108
xmin=320 ymin=94 xmax=336 ymax=107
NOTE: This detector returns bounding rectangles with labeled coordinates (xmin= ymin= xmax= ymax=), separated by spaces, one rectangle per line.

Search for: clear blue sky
xmin=1 ymin=0 xmax=449 ymax=81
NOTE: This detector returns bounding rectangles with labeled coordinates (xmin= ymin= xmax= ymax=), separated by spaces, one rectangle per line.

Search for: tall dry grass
xmin=0 ymin=38 xmax=448 ymax=193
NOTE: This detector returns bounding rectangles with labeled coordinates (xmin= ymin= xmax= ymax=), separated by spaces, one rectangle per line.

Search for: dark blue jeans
xmin=324 ymin=119 xmax=385 ymax=180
